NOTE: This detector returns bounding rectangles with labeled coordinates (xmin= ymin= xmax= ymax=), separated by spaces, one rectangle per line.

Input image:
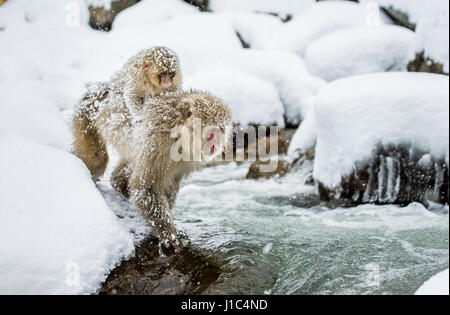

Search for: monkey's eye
xmin=169 ymin=72 xmax=175 ymax=78
xmin=186 ymin=111 xmax=192 ymax=118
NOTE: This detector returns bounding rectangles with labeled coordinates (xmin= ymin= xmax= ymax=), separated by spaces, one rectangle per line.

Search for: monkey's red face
xmin=158 ymin=71 xmax=176 ymax=88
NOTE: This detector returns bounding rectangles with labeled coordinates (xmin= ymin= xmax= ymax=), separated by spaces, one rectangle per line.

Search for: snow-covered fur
xmin=73 ymin=88 xmax=232 ymax=247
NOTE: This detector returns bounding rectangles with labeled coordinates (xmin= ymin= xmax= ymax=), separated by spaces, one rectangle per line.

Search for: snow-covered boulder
xmin=274 ymin=1 xmax=389 ymax=56
xmin=183 ymin=49 xmax=325 ymax=127
xmin=361 ymin=0 xmax=449 ymax=73
xmin=184 ymin=64 xmax=285 ymax=127
xmin=305 ymin=25 xmax=415 ymax=81
xmin=209 ymin=0 xmax=315 ymax=19
xmin=112 ymin=0 xmax=199 ymax=30
xmin=312 ymin=72 xmax=449 ymax=205
xmin=415 ymin=269 xmax=449 ymax=295
xmin=85 ymin=13 xmax=242 ymax=82
xmin=0 ymin=80 xmax=72 ymax=149
xmin=219 ymin=12 xmax=284 ymax=49
xmin=0 ymin=133 xmax=133 ymax=294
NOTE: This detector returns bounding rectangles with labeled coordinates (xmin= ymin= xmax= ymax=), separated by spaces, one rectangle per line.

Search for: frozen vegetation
xmin=0 ymin=0 xmax=448 ymax=294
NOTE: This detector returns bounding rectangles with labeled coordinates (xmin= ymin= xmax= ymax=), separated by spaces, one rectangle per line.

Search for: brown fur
xmin=73 ymin=89 xmax=232 ymax=246
xmin=110 ymin=46 xmax=182 ymax=114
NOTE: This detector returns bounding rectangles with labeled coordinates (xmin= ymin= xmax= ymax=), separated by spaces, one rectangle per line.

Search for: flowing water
xmin=101 ymin=161 xmax=449 ymax=295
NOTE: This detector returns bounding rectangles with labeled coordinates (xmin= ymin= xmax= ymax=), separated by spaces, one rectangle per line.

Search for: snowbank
xmin=209 ymin=0 xmax=315 ymax=18
xmin=112 ymin=0 xmax=199 ymax=30
xmin=305 ymin=25 xmax=414 ymax=81
xmin=183 ymin=49 xmax=325 ymax=126
xmin=0 ymin=80 xmax=71 ymax=149
xmin=288 ymin=110 xmax=317 ymax=156
xmin=184 ymin=64 xmax=285 ymax=127
xmin=0 ymin=133 xmax=134 ymax=294
xmin=85 ymin=13 xmax=242 ymax=82
xmin=361 ymin=0 xmax=449 ymax=72
xmin=275 ymin=1 xmax=388 ymax=56
xmin=219 ymin=12 xmax=283 ymax=49
xmin=313 ymin=72 xmax=449 ymax=189
xmin=415 ymin=269 xmax=449 ymax=295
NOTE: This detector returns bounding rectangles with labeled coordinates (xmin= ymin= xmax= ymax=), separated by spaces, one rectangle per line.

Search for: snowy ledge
xmin=312 ymin=72 xmax=449 ymax=205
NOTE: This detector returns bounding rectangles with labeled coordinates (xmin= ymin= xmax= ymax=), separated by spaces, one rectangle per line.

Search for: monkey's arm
xmin=129 ymin=151 xmax=179 ymax=247
xmin=123 ymin=87 xmax=144 ymax=115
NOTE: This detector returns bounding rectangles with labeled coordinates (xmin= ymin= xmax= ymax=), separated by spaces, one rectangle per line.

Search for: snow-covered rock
xmin=312 ymin=72 xmax=449 ymax=204
xmin=274 ymin=1 xmax=389 ymax=56
xmin=219 ymin=12 xmax=283 ymax=49
xmin=112 ymin=0 xmax=198 ymax=30
xmin=415 ymin=269 xmax=449 ymax=295
xmin=0 ymin=80 xmax=72 ymax=149
xmin=361 ymin=0 xmax=449 ymax=73
xmin=184 ymin=64 xmax=285 ymax=127
xmin=85 ymin=13 xmax=242 ymax=82
xmin=0 ymin=133 xmax=134 ymax=294
xmin=288 ymin=110 xmax=317 ymax=157
xmin=305 ymin=25 xmax=415 ymax=81
xmin=209 ymin=0 xmax=315 ymax=19
xmin=184 ymin=49 xmax=325 ymax=127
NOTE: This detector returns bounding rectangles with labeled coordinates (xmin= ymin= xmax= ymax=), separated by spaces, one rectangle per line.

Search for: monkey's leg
xmin=111 ymin=161 xmax=131 ymax=198
xmin=73 ymin=112 xmax=109 ymax=181
xmin=130 ymin=167 xmax=179 ymax=248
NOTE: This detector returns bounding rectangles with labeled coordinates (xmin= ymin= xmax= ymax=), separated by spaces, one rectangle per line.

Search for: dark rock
xmin=88 ymin=0 xmax=140 ymax=31
xmin=99 ymin=236 xmax=222 ymax=295
xmin=183 ymin=0 xmax=208 ymax=11
xmin=381 ymin=6 xmax=416 ymax=31
xmin=408 ymin=52 xmax=448 ymax=75
xmin=246 ymin=159 xmax=290 ymax=179
xmin=318 ymin=144 xmax=449 ymax=206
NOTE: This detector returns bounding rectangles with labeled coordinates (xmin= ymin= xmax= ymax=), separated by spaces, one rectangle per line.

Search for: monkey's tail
xmin=73 ymin=83 xmax=110 ymax=181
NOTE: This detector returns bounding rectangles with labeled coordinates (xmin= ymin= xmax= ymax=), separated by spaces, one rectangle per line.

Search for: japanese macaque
xmin=73 ymin=89 xmax=232 ymax=247
xmin=110 ymin=46 xmax=182 ymax=114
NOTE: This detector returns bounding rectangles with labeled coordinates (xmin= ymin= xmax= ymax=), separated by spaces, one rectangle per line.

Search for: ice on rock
xmin=311 ymin=72 xmax=449 ymax=203
xmin=305 ymin=25 xmax=415 ymax=81
xmin=0 ymin=133 xmax=134 ymax=294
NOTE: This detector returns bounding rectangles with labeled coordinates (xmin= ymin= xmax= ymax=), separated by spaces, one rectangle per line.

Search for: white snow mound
xmin=305 ymin=25 xmax=415 ymax=81
xmin=415 ymin=269 xmax=449 ymax=295
xmin=112 ymin=0 xmax=199 ymax=30
xmin=275 ymin=1 xmax=387 ymax=56
xmin=0 ymin=133 xmax=134 ymax=294
xmin=184 ymin=64 xmax=285 ymax=127
xmin=313 ymin=72 xmax=450 ymax=189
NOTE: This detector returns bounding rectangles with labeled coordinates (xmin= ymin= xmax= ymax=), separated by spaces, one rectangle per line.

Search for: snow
xmin=0 ymin=80 xmax=72 ymax=149
xmin=312 ymin=72 xmax=449 ymax=189
xmin=0 ymin=133 xmax=133 ymax=294
xmin=184 ymin=49 xmax=325 ymax=126
xmin=112 ymin=0 xmax=199 ymax=30
xmin=415 ymin=269 xmax=449 ymax=295
xmin=209 ymin=0 xmax=315 ymax=18
xmin=219 ymin=12 xmax=284 ymax=49
xmin=273 ymin=1 xmax=389 ymax=56
xmin=184 ymin=64 xmax=285 ymax=127
xmin=361 ymin=0 xmax=449 ymax=72
xmin=288 ymin=110 xmax=317 ymax=156
xmin=305 ymin=25 xmax=415 ymax=81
